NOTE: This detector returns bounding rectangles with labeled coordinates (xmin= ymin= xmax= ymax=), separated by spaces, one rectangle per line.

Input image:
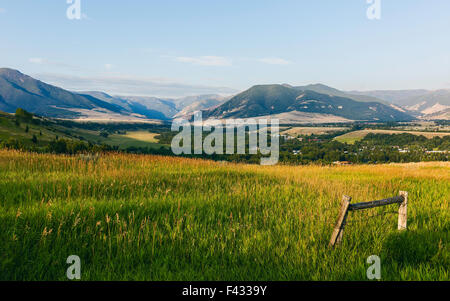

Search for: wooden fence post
xmin=329 ymin=191 xmax=409 ymax=248
xmin=329 ymin=195 xmax=352 ymax=247
xmin=398 ymin=191 xmax=408 ymax=230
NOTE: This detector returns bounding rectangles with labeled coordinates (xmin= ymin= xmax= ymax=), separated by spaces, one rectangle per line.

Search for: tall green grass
xmin=0 ymin=150 xmax=448 ymax=280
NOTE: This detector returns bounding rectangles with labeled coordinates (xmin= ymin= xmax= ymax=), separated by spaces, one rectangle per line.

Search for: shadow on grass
xmin=382 ymin=229 xmax=449 ymax=267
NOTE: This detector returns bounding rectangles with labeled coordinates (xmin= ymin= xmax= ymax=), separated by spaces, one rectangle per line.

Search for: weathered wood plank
xmin=398 ymin=191 xmax=408 ymax=230
xmin=329 ymin=191 xmax=409 ymax=248
xmin=329 ymin=195 xmax=352 ymax=247
xmin=348 ymin=196 xmax=404 ymax=211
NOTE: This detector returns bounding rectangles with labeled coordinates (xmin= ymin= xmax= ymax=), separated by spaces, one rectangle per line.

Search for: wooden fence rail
xmin=329 ymin=191 xmax=408 ymax=247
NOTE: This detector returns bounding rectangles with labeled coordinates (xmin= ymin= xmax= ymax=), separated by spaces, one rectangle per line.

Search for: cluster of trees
xmin=1 ymin=137 xmax=117 ymax=154
xmin=15 ymin=108 xmax=34 ymax=121
xmin=279 ymin=133 xmax=449 ymax=164
xmin=363 ymin=133 xmax=450 ymax=150
xmin=47 ymin=139 xmax=117 ymax=154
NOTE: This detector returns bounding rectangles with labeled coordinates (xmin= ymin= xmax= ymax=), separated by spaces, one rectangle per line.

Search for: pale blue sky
xmin=1 ymin=0 xmax=449 ymax=97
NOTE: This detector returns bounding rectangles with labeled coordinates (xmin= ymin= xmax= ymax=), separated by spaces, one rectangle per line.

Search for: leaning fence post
xmin=329 ymin=195 xmax=352 ymax=247
xmin=398 ymin=191 xmax=408 ymax=230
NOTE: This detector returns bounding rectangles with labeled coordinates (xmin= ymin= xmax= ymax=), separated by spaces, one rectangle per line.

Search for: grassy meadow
xmin=0 ymin=150 xmax=448 ymax=281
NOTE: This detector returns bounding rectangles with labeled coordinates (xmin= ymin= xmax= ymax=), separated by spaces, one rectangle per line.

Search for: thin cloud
xmin=28 ymin=57 xmax=90 ymax=72
xmin=175 ymin=56 xmax=232 ymax=67
xmin=257 ymin=57 xmax=292 ymax=65
xmin=0 ymin=8 xmax=5 ymax=14
xmin=29 ymin=58 xmax=45 ymax=64
xmin=32 ymin=73 xmax=238 ymax=98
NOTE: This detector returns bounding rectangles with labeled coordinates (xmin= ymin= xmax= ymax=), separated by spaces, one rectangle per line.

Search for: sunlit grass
xmin=122 ymin=131 xmax=160 ymax=143
xmin=0 ymin=150 xmax=448 ymax=280
xmin=104 ymin=131 xmax=163 ymax=149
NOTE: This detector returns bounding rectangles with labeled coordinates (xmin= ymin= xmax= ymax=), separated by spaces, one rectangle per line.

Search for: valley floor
xmin=334 ymin=129 xmax=450 ymax=144
xmin=0 ymin=150 xmax=448 ymax=280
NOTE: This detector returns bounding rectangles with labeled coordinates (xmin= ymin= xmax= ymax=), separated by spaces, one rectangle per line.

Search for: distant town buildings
xmin=333 ymin=161 xmax=352 ymax=165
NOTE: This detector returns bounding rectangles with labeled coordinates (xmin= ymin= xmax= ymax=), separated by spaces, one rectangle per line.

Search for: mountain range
xmin=1 ymin=68 xmax=449 ymax=122
xmin=0 ymin=68 xmax=125 ymax=119
xmin=0 ymin=68 xmax=227 ymax=122
xmin=348 ymin=89 xmax=450 ymax=120
xmin=288 ymin=84 xmax=449 ymax=120
xmin=202 ymin=84 xmax=413 ymax=122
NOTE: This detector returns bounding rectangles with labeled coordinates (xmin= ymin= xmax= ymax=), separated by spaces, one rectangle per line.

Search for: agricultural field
xmin=122 ymin=131 xmax=160 ymax=143
xmin=281 ymin=127 xmax=349 ymax=137
xmin=0 ymin=150 xmax=448 ymax=281
xmin=103 ymin=131 xmax=163 ymax=150
xmin=395 ymin=122 xmax=450 ymax=132
xmin=334 ymin=129 xmax=450 ymax=144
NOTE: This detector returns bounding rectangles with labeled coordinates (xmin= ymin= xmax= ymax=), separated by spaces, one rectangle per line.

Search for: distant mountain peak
xmin=0 ymin=68 xmax=30 ymax=81
xmin=0 ymin=67 xmax=24 ymax=75
xmin=304 ymin=83 xmax=334 ymax=89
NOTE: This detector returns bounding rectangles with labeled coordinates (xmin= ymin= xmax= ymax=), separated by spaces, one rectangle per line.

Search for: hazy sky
xmin=1 ymin=0 xmax=450 ymax=97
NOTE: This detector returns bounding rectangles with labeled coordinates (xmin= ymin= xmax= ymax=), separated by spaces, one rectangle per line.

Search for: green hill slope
xmin=0 ymin=110 xmax=167 ymax=152
xmin=0 ymin=68 xmax=125 ymax=118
